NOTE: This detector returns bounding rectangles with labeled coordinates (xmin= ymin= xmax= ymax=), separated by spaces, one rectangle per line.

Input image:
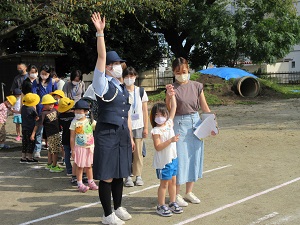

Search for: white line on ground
xmin=249 ymin=212 xmax=279 ymax=225
xmin=19 ymin=164 xmax=232 ymax=225
xmin=174 ymin=176 xmax=300 ymax=225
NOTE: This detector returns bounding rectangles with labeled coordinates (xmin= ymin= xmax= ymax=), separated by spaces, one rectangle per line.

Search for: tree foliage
xmin=1 ymin=0 xmax=300 ymax=72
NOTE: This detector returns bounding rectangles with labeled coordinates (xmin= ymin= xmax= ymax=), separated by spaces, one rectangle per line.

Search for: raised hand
xmin=91 ymin=12 xmax=105 ymax=32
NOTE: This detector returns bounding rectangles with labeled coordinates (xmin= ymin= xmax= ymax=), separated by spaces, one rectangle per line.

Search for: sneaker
xmin=176 ymin=194 xmax=188 ymax=207
xmin=102 ymin=212 xmax=125 ymax=225
xmin=0 ymin=144 xmax=10 ymax=149
xmin=88 ymin=181 xmax=99 ymax=190
xmin=156 ymin=205 xmax=173 ymax=217
xmin=20 ymin=158 xmax=27 ymax=164
xmin=34 ymin=152 xmax=41 ymax=158
xmin=50 ymin=165 xmax=64 ymax=173
xmin=45 ymin=164 xmax=53 ymax=170
xmin=114 ymin=207 xmax=132 ymax=221
xmin=78 ymin=184 xmax=89 ymax=193
xmin=16 ymin=136 xmax=21 ymax=141
xmin=184 ymin=192 xmax=201 ymax=204
xmin=26 ymin=158 xmax=39 ymax=164
xmin=70 ymin=176 xmax=77 ymax=186
xmin=169 ymin=202 xmax=183 ymax=214
xmin=124 ymin=176 xmax=134 ymax=187
xmin=135 ymin=176 xmax=144 ymax=186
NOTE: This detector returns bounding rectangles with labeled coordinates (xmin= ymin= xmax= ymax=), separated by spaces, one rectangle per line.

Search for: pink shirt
xmin=0 ymin=103 xmax=8 ymax=124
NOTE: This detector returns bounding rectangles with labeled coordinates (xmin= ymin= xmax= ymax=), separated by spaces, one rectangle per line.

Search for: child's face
xmin=52 ymin=94 xmax=61 ymax=100
xmin=14 ymin=94 xmax=21 ymax=98
xmin=75 ymin=109 xmax=85 ymax=114
xmin=43 ymin=103 xmax=54 ymax=110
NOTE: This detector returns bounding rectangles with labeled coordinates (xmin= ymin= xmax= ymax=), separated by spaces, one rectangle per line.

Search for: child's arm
xmin=152 ymin=133 xmax=179 ymax=151
xmin=70 ymin=130 xmax=76 ymax=159
xmin=30 ymin=125 xmax=38 ymax=141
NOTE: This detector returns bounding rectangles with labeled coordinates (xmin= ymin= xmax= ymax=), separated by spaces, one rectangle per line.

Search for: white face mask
xmin=72 ymin=81 xmax=79 ymax=85
xmin=40 ymin=74 xmax=49 ymax=80
xmin=155 ymin=116 xmax=167 ymax=125
xmin=124 ymin=78 xmax=135 ymax=86
xmin=175 ymin=73 xmax=189 ymax=83
xmin=30 ymin=73 xmax=38 ymax=79
xmin=111 ymin=64 xmax=123 ymax=78
xmin=74 ymin=113 xmax=85 ymax=120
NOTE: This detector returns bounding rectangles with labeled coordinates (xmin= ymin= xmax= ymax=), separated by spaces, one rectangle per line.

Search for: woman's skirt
xmin=173 ymin=112 xmax=204 ymax=185
xmin=93 ymin=122 xmax=132 ymax=180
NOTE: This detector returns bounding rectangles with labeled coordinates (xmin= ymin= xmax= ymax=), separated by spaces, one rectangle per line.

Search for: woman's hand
xmin=166 ymin=84 xmax=175 ymax=96
xmin=142 ymin=128 xmax=148 ymax=138
xmin=30 ymin=134 xmax=35 ymax=141
xmin=71 ymin=151 xmax=75 ymax=159
xmin=91 ymin=12 xmax=105 ymax=32
xmin=131 ymin=138 xmax=135 ymax=152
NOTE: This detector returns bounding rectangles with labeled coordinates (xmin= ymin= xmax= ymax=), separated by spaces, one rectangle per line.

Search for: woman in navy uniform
xmin=91 ymin=12 xmax=135 ymax=225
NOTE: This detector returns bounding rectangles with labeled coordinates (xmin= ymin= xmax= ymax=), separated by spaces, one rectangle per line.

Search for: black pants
xmin=22 ymin=130 xmax=35 ymax=154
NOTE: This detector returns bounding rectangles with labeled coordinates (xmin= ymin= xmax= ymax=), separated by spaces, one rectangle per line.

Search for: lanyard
xmin=132 ymin=86 xmax=137 ymax=113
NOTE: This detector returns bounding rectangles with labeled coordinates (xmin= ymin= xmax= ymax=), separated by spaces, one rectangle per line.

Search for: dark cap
xmin=74 ymin=99 xmax=90 ymax=110
xmin=106 ymin=51 xmax=126 ymax=65
xmin=13 ymin=88 xmax=22 ymax=95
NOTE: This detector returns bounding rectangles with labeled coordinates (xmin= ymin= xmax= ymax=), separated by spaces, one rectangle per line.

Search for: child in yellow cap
xmin=30 ymin=94 xmax=64 ymax=172
xmin=20 ymin=93 xmax=40 ymax=163
xmin=0 ymin=95 xmax=17 ymax=149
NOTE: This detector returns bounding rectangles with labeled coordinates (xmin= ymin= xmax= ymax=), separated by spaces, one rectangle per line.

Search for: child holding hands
xmin=150 ymin=86 xmax=182 ymax=217
xmin=70 ymin=99 xmax=98 ymax=193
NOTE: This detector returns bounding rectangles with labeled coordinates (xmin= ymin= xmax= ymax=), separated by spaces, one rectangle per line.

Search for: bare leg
xmin=168 ymin=176 xmax=177 ymax=202
xmin=158 ymin=180 xmax=168 ymax=206
xmin=186 ymin=182 xmax=194 ymax=194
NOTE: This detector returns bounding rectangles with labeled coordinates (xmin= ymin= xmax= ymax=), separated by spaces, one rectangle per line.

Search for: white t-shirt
xmin=128 ymin=86 xmax=148 ymax=130
xmin=56 ymin=79 xmax=65 ymax=90
xmin=151 ymin=119 xmax=177 ymax=169
xmin=13 ymin=96 xmax=21 ymax=116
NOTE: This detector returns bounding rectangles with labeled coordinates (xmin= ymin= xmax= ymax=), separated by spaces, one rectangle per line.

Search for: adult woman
xmin=22 ymin=64 xmax=38 ymax=95
xmin=123 ymin=67 xmax=148 ymax=187
xmin=91 ymin=12 xmax=134 ymax=225
xmin=32 ymin=64 xmax=57 ymax=158
xmin=63 ymin=70 xmax=85 ymax=103
xmin=166 ymin=57 xmax=213 ymax=207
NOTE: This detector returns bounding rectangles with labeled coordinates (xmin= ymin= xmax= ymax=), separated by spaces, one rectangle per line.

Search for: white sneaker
xmin=176 ymin=194 xmax=189 ymax=207
xmin=114 ymin=207 xmax=132 ymax=221
xmin=34 ymin=152 xmax=41 ymax=158
xmin=135 ymin=176 xmax=144 ymax=186
xmin=124 ymin=177 xmax=134 ymax=187
xmin=102 ymin=212 xmax=125 ymax=225
xmin=184 ymin=192 xmax=201 ymax=204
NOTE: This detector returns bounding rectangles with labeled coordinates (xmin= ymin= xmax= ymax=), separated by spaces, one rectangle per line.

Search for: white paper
xmin=193 ymin=114 xmax=218 ymax=139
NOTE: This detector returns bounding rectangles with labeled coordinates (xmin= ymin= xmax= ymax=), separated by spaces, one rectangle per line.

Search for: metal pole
xmin=1 ymin=83 xmax=5 ymax=103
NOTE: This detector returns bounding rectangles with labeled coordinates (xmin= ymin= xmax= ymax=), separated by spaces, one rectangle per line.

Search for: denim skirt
xmin=173 ymin=112 xmax=204 ymax=185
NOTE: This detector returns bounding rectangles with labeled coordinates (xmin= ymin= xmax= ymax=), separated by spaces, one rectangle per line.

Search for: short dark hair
xmin=149 ymin=102 xmax=169 ymax=128
xmin=122 ymin=66 xmax=138 ymax=78
xmin=28 ymin=64 xmax=38 ymax=73
xmin=70 ymin=70 xmax=82 ymax=81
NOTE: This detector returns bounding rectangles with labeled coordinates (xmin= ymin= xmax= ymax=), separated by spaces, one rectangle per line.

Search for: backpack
xmin=139 ymin=87 xmax=144 ymax=100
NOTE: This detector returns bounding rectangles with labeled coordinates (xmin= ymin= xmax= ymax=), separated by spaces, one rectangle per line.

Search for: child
xmin=50 ymin=89 xmax=65 ymax=110
xmin=0 ymin=95 xmax=17 ymax=149
xmin=12 ymin=88 xmax=22 ymax=141
xmin=58 ymin=97 xmax=78 ymax=184
xmin=70 ymin=99 xmax=98 ymax=193
xmin=123 ymin=67 xmax=149 ymax=187
xmin=150 ymin=91 xmax=182 ymax=217
xmin=30 ymin=94 xmax=63 ymax=172
xmin=20 ymin=93 xmax=40 ymax=163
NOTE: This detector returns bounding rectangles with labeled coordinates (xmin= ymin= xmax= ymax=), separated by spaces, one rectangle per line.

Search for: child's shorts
xmin=156 ymin=158 xmax=178 ymax=180
xmin=47 ymin=133 xmax=62 ymax=154
xmin=0 ymin=123 xmax=6 ymax=142
xmin=13 ymin=115 xmax=22 ymax=124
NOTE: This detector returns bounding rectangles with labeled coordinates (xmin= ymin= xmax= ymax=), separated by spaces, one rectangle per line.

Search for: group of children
xmin=1 ymin=90 xmax=99 ymax=193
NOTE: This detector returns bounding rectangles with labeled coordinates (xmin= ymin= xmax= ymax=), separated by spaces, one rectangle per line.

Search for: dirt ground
xmin=0 ymin=95 xmax=300 ymax=225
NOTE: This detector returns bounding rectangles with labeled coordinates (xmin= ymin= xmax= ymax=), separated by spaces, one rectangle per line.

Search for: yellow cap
xmin=41 ymin=94 xmax=57 ymax=105
xmin=57 ymin=97 xmax=75 ymax=113
xmin=22 ymin=93 xmax=40 ymax=107
xmin=50 ymin=90 xmax=65 ymax=98
xmin=6 ymin=95 xmax=17 ymax=106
